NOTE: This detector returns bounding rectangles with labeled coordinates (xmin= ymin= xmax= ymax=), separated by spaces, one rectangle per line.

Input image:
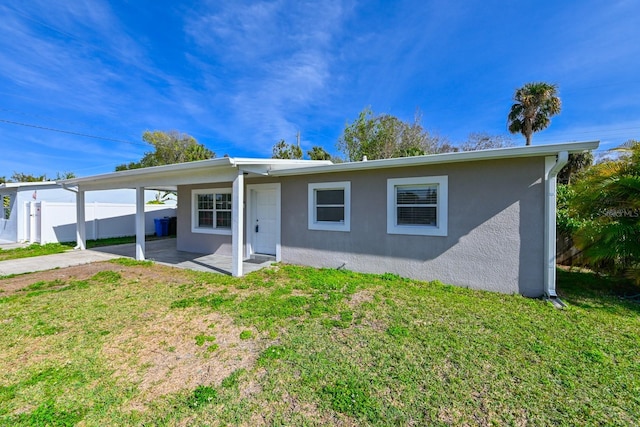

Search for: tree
xmin=10 ymin=172 xmax=47 ymax=182
xmin=459 ymin=132 xmax=513 ymax=151
xmin=55 ymin=171 xmax=76 ymax=180
xmin=557 ymin=152 xmax=593 ymax=185
xmin=2 ymin=194 xmax=9 ymax=219
xmin=307 ymin=146 xmax=332 ymax=160
xmin=337 ymin=107 xmax=452 ymax=161
xmin=507 ymin=82 xmax=561 ymax=146
xmin=568 ymin=141 xmax=640 ymax=283
xmin=2 ymin=171 xmax=75 ymax=183
xmin=615 ymin=139 xmax=640 ymax=151
xmin=115 ymin=130 xmax=214 ymax=171
xmin=147 ymin=191 xmax=176 ymax=205
xmin=271 ymin=140 xmax=302 ymax=159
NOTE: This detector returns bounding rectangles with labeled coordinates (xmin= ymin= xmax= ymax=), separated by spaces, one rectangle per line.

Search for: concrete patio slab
xmin=91 ymin=238 xmax=275 ymax=275
xmin=0 ymin=238 xmax=275 ymax=276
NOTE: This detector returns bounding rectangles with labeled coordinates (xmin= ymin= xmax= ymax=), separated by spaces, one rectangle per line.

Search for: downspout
xmin=544 ymin=151 xmax=569 ymax=300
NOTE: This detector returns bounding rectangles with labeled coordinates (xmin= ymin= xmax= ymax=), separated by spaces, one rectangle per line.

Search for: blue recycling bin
xmin=154 ymin=218 xmax=170 ymax=236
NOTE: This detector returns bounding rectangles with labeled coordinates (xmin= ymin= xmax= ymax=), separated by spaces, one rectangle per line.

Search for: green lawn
xmin=0 ymin=236 xmax=166 ymax=262
xmin=0 ymin=242 xmax=74 ymax=261
xmin=0 ymin=262 xmax=638 ymax=426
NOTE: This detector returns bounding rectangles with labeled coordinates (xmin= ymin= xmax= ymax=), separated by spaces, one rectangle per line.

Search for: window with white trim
xmin=387 ymin=176 xmax=448 ymax=236
xmin=308 ymin=181 xmax=351 ymax=232
xmin=192 ymin=189 xmax=232 ymax=234
xmin=2 ymin=195 xmax=10 ymax=220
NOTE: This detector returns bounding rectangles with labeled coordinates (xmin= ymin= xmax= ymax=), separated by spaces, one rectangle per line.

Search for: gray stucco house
xmin=61 ymin=141 xmax=598 ymax=298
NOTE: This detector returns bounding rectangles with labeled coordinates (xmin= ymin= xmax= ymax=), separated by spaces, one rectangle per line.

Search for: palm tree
xmin=569 ymin=140 xmax=640 ymax=283
xmin=508 ymin=82 xmax=561 ymax=145
xmin=307 ymin=146 xmax=332 ymax=160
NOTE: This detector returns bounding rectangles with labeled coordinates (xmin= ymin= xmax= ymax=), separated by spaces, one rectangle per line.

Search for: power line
xmin=0 ymin=106 xmax=133 ymax=141
xmin=0 ymin=107 xmax=87 ymax=127
xmin=0 ymin=118 xmax=146 ymax=147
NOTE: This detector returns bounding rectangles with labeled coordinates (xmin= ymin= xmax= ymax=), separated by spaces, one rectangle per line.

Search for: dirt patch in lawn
xmin=0 ymin=262 xmax=127 ymax=294
xmin=346 ymin=289 xmax=375 ymax=308
xmin=2 ymin=261 xmax=266 ymax=411
xmin=103 ymin=310 xmax=262 ymax=411
xmin=0 ymin=261 xmax=184 ymax=295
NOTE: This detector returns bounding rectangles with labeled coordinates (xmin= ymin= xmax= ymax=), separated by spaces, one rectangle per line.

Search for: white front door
xmin=248 ymin=184 xmax=279 ymax=256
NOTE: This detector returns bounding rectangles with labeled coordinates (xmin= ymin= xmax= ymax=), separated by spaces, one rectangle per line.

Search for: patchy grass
xmin=0 ymin=264 xmax=638 ymax=426
xmin=85 ymin=236 xmax=138 ymax=248
xmin=0 ymin=242 xmax=74 ymax=261
xmin=239 ymin=330 xmax=253 ymax=340
xmin=84 ymin=235 xmax=172 ymax=249
xmin=109 ymin=257 xmax=154 ymax=267
xmin=0 ymin=236 xmax=170 ymax=262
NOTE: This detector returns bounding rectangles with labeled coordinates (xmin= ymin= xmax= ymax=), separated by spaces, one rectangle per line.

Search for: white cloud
xmin=183 ymin=0 xmax=352 ymax=152
xmin=528 ymin=119 xmax=640 ymax=152
xmin=2 ymin=0 xmax=638 ymax=174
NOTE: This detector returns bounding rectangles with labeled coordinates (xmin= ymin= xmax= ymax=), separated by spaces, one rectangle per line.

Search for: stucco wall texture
xmin=176 ymin=178 xmax=280 ymax=255
xmin=280 ymin=157 xmax=545 ymax=296
xmin=177 ymin=157 xmax=546 ymax=296
xmin=177 ymin=183 xmax=233 ymax=255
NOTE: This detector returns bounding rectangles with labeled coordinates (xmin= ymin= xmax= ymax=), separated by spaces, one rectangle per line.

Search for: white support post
xmin=92 ymin=201 xmax=99 ymax=240
xmin=135 ymin=187 xmax=146 ymax=260
xmin=28 ymin=201 xmax=36 ymax=244
xmin=76 ymin=189 xmax=86 ymax=250
xmin=232 ymin=170 xmax=245 ymax=277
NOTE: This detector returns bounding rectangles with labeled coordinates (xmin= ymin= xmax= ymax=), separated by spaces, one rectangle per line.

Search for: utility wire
xmin=0 ymin=118 xmax=146 ymax=147
xmin=0 ymin=107 xmax=88 ymax=127
xmin=0 ymin=106 xmax=133 ymax=141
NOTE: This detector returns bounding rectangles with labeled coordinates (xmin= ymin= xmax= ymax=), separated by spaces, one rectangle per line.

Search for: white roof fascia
xmin=234 ymin=159 xmax=333 ymax=176
xmin=233 ymin=158 xmax=332 ymax=167
xmin=64 ymin=167 xmax=239 ymax=192
xmin=0 ymin=181 xmax=58 ymax=189
xmin=61 ymin=157 xmax=235 ymax=186
xmin=270 ymin=141 xmax=599 ymax=176
xmin=58 ymin=158 xmax=333 ymax=191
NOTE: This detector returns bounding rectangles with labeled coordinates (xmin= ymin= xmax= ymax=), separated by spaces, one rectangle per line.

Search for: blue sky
xmin=1 ymin=0 xmax=639 ymax=178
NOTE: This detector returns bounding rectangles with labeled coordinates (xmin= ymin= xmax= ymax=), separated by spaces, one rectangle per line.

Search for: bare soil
xmin=0 ymin=262 xmax=125 ymax=295
xmin=103 ymin=310 xmax=261 ymax=410
xmin=1 ymin=261 xmax=267 ymax=411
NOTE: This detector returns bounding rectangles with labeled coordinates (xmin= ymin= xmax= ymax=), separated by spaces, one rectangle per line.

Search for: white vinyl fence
xmin=24 ymin=201 xmax=176 ymax=244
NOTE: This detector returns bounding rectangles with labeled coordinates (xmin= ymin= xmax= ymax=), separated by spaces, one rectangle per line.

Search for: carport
xmin=60 ymin=158 xmax=330 ymax=277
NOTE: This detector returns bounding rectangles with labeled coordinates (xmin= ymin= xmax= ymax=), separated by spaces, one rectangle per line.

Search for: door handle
xmin=255 ymin=224 xmax=259 ymax=233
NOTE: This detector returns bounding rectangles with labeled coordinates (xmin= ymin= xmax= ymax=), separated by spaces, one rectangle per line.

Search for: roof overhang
xmin=59 ymin=158 xmax=333 ymax=192
xmin=58 ymin=142 xmax=598 ymax=191
xmin=0 ymin=181 xmax=58 ymax=190
xmin=270 ymin=141 xmax=599 ymax=176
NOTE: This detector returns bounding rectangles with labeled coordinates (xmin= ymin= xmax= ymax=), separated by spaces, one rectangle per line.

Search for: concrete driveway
xmin=0 ymin=249 xmax=120 ymax=276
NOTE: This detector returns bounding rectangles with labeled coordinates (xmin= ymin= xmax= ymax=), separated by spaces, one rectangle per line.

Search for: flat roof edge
xmin=60 ymin=157 xmax=235 ymax=185
xmin=59 ymin=157 xmax=333 ymax=186
xmin=0 ymin=181 xmax=58 ymax=189
xmin=270 ymin=141 xmax=600 ymax=176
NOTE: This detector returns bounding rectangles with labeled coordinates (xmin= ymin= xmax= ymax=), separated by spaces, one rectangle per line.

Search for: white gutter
xmin=544 ymin=151 xmax=569 ymax=299
xmin=270 ymin=141 xmax=598 ymax=176
xmin=61 ymin=183 xmax=78 ymax=193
